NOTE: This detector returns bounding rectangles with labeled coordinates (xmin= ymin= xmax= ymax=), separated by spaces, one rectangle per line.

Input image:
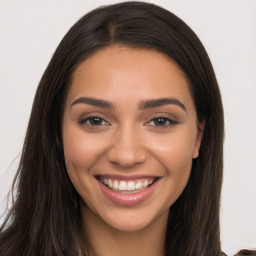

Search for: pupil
xmin=91 ymin=117 xmax=101 ymax=125
xmin=154 ymin=118 xmax=166 ymax=125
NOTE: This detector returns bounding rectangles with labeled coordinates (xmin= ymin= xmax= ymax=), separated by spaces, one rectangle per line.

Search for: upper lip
xmin=95 ymin=174 xmax=161 ymax=181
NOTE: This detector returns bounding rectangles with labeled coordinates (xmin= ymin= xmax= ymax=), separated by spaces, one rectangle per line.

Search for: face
xmin=62 ymin=46 xmax=203 ymax=232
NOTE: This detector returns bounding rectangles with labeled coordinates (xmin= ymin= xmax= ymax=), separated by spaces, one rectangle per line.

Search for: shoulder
xmin=234 ymin=249 xmax=256 ymax=256
xmin=222 ymin=249 xmax=256 ymax=256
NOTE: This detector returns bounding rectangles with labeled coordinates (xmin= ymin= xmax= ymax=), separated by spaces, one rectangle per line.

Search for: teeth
xmin=108 ymin=178 xmax=112 ymax=188
xmin=143 ymin=180 xmax=149 ymax=187
xmin=100 ymin=177 xmax=156 ymax=193
xmin=135 ymin=181 xmax=142 ymax=190
xmin=113 ymin=180 xmax=119 ymax=190
xmin=127 ymin=181 xmax=135 ymax=190
xmin=119 ymin=181 xmax=127 ymax=191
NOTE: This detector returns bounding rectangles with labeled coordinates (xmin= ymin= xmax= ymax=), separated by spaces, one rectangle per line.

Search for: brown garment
xmin=235 ymin=249 xmax=256 ymax=256
xmin=222 ymin=249 xmax=256 ymax=256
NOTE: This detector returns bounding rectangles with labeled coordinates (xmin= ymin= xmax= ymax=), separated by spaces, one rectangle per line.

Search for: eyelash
xmin=79 ymin=116 xmax=110 ymax=127
xmin=79 ymin=116 xmax=178 ymax=128
xmin=146 ymin=116 xmax=178 ymax=128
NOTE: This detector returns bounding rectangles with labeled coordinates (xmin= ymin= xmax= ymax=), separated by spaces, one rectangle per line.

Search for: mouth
xmin=96 ymin=175 xmax=160 ymax=206
xmin=97 ymin=176 xmax=159 ymax=194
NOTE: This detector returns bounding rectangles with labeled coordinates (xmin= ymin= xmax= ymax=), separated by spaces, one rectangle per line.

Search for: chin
xmin=95 ymin=205 xmax=169 ymax=233
xmin=108 ymin=218 xmax=152 ymax=232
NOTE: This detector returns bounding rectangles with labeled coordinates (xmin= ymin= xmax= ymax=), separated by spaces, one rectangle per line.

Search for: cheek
xmin=148 ymin=127 xmax=197 ymax=197
xmin=161 ymin=138 xmax=193 ymax=186
xmin=62 ymin=126 xmax=106 ymax=172
xmin=62 ymin=126 xmax=106 ymax=207
xmin=158 ymin=142 xmax=194 ymax=208
xmin=149 ymin=127 xmax=197 ymax=168
xmin=62 ymin=125 xmax=109 ymax=203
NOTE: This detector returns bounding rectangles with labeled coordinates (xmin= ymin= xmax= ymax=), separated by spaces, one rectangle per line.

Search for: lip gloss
xmin=97 ymin=178 xmax=158 ymax=206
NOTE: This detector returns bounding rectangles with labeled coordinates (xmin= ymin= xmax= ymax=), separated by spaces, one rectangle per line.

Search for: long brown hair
xmin=0 ymin=2 xmax=224 ymax=255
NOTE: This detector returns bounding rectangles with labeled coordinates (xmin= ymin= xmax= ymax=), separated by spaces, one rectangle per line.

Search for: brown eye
xmin=79 ymin=116 xmax=109 ymax=126
xmin=153 ymin=117 xmax=168 ymax=126
xmin=88 ymin=117 xmax=103 ymax=125
xmin=146 ymin=117 xmax=178 ymax=127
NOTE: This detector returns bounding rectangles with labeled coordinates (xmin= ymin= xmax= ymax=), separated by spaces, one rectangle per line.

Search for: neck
xmin=81 ymin=205 xmax=168 ymax=256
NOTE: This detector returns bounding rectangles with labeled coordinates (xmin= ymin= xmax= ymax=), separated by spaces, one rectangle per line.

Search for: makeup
xmin=63 ymin=46 xmax=201 ymax=232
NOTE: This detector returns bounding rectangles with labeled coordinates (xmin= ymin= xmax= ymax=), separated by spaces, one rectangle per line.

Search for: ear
xmin=192 ymin=120 xmax=205 ymax=159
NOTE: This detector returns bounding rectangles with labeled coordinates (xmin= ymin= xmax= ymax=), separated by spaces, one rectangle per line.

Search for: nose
xmin=107 ymin=125 xmax=147 ymax=168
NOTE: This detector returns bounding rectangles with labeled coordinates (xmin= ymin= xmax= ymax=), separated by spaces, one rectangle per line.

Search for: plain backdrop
xmin=0 ymin=0 xmax=255 ymax=255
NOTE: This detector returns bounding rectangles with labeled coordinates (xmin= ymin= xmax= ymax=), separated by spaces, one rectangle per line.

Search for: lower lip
xmin=97 ymin=179 xmax=158 ymax=206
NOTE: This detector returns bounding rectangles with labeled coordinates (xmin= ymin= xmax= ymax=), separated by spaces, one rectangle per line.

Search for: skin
xmin=62 ymin=46 xmax=204 ymax=256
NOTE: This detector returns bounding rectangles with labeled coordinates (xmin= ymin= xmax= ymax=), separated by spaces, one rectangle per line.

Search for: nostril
xmin=107 ymin=146 xmax=147 ymax=167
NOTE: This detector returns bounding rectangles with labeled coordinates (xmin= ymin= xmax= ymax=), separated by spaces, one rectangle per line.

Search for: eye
xmin=79 ymin=116 xmax=110 ymax=126
xmin=146 ymin=117 xmax=178 ymax=127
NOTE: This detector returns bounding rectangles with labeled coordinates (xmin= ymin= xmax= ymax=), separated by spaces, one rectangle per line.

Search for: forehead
xmin=67 ymin=46 xmax=194 ymax=109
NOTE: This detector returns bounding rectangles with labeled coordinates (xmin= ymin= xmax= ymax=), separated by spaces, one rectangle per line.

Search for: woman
xmin=0 ymin=2 xmax=252 ymax=256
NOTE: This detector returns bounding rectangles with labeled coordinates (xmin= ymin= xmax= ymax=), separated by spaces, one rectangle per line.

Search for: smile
xmin=98 ymin=177 xmax=157 ymax=194
xmin=96 ymin=175 xmax=160 ymax=206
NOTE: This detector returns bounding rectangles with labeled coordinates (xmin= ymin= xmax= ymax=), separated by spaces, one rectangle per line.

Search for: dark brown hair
xmin=0 ymin=2 xmax=224 ymax=255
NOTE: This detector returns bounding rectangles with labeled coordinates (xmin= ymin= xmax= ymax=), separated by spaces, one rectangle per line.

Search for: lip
xmin=96 ymin=176 xmax=159 ymax=206
xmin=96 ymin=174 xmax=158 ymax=180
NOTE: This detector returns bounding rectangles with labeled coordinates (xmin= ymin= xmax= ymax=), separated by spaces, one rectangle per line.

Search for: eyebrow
xmin=71 ymin=97 xmax=115 ymax=109
xmin=139 ymin=98 xmax=186 ymax=111
xmin=71 ymin=96 xmax=186 ymax=111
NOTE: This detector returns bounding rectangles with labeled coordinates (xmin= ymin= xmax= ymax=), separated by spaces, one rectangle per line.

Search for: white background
xmin=0 ymin=0 xmax=255 ymax=255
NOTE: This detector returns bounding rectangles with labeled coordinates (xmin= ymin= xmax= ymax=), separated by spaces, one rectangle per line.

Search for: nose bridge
xmin=107 ymin=122 xmax=147 ymax=167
